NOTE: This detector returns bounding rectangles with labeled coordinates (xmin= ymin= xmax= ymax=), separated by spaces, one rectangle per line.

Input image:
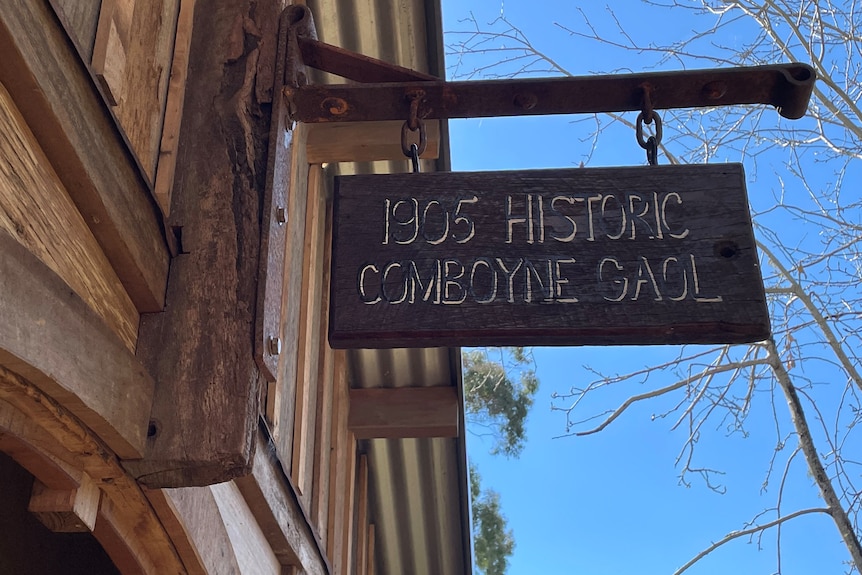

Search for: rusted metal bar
xmin=285 ymin=63 xmax=815 ymax=123
xmin=297 ymin=37 xmax=438 ymax=83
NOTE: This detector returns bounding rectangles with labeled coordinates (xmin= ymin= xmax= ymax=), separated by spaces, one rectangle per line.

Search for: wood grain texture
xmin=234 ymin=426 xmax=330 ymax=575
xmin=145 ymin=488 xmax=210 ymax=575
xmin=92 ymin=0 xmax=134 ymax=106
xmin=331 ymin=165 xmax=770 ymax=347
xmin=0 ymin=81 xmax=139 ymax=351
xmin=28 ymin=473 xmax=101 ymax=532
xmin=112 ymin=0 xmax=180 ymax=180
xmin=348 ymin=387 xmax=459 ymax=439
xmin=311 ymin=215 xmax=337 ymax=545
xmin=153 ymin=0 xmax=196 ymax=216
xmin=0 ymin=0 xmax=169 ymax=312
xmin=131 ymin=0 xmax=281 ymax=487
xmin=0 ymin=368 xmax=186 ymax=574
xmin=306 ymin=120 xmax=440 ymax=163
xmin=292 ymin=165 xmax=326 ymax=499
xmin=48 ymin=0 xmax=101 ymax=61
xmin=211 ymin=481 xmax=282 ymax=575
xmin=271 ymin=123 xmax=310 ymax=470
xmin=0 ymin=231 xmax=154 ymax=459
xmin=326 ymin=371 xmax=350 ymax=572
xmin=155 ymin=486 xmax=241 ymax=575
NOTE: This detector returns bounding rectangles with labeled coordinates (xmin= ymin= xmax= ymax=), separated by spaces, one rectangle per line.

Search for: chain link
xmin=636 ymin=110 xmax=662 ymax=165
xmin=401 ymin=118 xmax=427 ymax=172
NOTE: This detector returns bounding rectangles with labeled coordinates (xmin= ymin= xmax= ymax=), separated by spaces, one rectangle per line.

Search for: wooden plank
xmin=271 ymin=125 xmax=310 ymax=469
xmin=330 ymin=165 xmax=770 ymax=348
xmin=47 ymin=0 xmax=101 ymax=61
xmin=130 ymin=0 xmax=285 ymax=487
xmin=306 ymin=120 xmax=440 ymax=163
xmin=326 ymin=373 xmax=349 ymax=571
xmin=0 ymin=369 xmax=186 ymax=574
xmin=0 ymin=0 xmax=169 ymax=312
xmin=0 ymin=231 xmax=154 ymax=459
xmin=112 ymin=0 xmax=181 ymax=180
xmin=145 ymin=488 xmax=209 ymax=575
xmin=311 ymin=219 xmax=337 ymax=543
xmin=348 ymin=387 xmax=459 ymax=439
xmin=292 ymin=165 xmax=326 ymax=498
xmin=341 ymin=432 xmax=357 ymax=574
xmin=155 ymin=487 xmax=240 ymax=575
xmin=92 ymin=0 xmax=133 ymax=106
xmin=211 ymin=481 xmax=281 ymax=575
xmin=367 ymin=524 xmax=376 ymax=575
xmin=0 ymin=80 xmax=139 ymax=351
xmin=28 ymin=472 xmax=101 ymax=532
xmin=153 ymin=0 xmax=196 ymax=216
xmin=355 ymin=454 xmax=369 ymax=575
xmin=234 ymin=426 xmax=330 ymax=575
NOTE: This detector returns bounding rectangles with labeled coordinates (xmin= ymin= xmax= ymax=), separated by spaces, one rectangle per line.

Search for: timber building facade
xmin=0 ymin=1 xmax=470 ymax=574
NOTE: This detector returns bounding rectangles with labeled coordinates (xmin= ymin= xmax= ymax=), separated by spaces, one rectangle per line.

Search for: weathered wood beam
xmin=287 ymin=63 xmax=816 ymax=123
xmin=306 ymin=120 xmax=440 ymax=163
xmin=0 ymin=377 xmax=186 ymax=574
xmin=0 ymin=231 xmax=154 ymax=459
xmin=131 ymin=0 xmax=283 ymax=488
xmin=348 ymin=387 xmax=460 ymax=439
xmin=212 ymin=481 xmax=282 ymax=575
xmin=153 ymin=0 xmax=196 ymax=217
xmin=0 ymin=0 xmax=169 ymax=311
xmin=0 ymin=80 xmax=139 ymax=352
xmin=234 ymin=425 xmax=330 ymax=575
xmin=147 ymin=486 xmax=235 ymax=575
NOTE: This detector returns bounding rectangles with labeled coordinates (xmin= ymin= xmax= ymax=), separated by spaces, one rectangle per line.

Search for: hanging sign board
xmin=329 ymin=164 xmax=770 ymax=349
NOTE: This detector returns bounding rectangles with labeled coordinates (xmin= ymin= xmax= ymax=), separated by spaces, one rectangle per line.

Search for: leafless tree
xmin=449 ymin=1 xmax=861 ymax=572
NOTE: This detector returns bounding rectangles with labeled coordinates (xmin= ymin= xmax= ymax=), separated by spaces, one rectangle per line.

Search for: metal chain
xmin=402 ymin=91 xmax=427 ymax=173
xmin=401 ymin=119 xmax=427 ymax=173
xmin=636 ymin=110 xmax=662 ymax=166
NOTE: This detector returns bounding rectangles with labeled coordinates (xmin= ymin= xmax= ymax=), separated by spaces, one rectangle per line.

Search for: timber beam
xmin=348 ymin=387 xmax=459 ymax=439
xmin=285 ymin=63 xmax=816 ymax=123
xmin=0 ymin=0 xmax=169 ymax=311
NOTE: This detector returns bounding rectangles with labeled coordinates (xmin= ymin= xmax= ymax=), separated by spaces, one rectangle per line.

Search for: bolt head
xmin=268 ymin=336 xmax=281 ymax=356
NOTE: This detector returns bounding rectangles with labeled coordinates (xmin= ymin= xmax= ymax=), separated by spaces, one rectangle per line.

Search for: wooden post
xmin=129 ymin=0 xmax=287 ymax=488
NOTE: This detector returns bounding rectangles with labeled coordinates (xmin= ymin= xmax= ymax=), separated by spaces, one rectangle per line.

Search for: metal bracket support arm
xmin=286 ymin=63 xmax=815 ymax=123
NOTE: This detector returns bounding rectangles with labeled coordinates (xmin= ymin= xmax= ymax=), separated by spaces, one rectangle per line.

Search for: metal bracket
xmin=286 ymin=63 xmax=816 ymax=123
xmin=254 ymin=6 xmax=315 ymax=382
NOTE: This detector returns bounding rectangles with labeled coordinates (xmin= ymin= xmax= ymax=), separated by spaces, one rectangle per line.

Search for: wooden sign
xmin=329 ymin=164 xmax=770 ymax=348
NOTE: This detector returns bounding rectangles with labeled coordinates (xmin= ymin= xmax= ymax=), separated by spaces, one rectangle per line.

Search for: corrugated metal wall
xmin=302 ymin=1 xmax=468 ymax=573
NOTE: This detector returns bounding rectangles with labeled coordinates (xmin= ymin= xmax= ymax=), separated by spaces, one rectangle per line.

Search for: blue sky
xmin=441 ymin=1 xmax=858 ymax=574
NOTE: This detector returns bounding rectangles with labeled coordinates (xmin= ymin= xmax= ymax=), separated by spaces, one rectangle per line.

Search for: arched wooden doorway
xmin=0 ymin=365 xmax=187 ymax=574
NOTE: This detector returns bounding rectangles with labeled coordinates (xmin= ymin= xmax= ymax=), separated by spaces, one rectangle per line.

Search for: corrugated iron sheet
xmin=304 ymin=0 xmax=469 ymax=573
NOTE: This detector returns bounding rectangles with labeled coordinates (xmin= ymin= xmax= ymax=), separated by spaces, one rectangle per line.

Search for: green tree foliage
xmin=470 ymin=462 xmax=515 ymax=575
xmin=463 ymin=347 xmax=538 ymax=574
xmin=463 ymin=347 xmax=539 ymax=457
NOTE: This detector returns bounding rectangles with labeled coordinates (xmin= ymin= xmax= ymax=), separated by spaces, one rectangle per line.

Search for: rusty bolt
xmin=276 ymin=206 xmax=286 ymax=225
xmin=322 ymin=97 xmax=348 ymax=116
xmin=703 ymin=81 xmax=728 ymax=100
xmin=513 ymin=93 xmax=538 ymax=110
xmin=268 ymin=336 xmax=281 ymax=356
